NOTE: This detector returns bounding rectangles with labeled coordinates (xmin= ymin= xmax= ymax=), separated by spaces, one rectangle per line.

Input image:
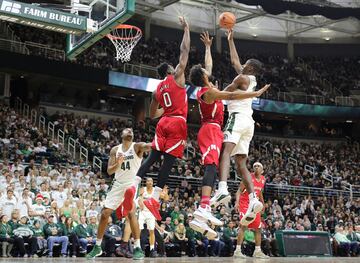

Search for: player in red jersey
xmin=188 ymin=32 xmax=270 ymax=239
xmin=133 ymin=17 xmax=190 ymax=221
xmin=234 ymin=162 xmax=269 ymax=258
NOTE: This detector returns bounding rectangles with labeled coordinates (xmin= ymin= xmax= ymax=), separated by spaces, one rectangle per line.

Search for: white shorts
xmin=104 ymin=180 xmax=135 ymax=210
xmin=138 ymin=210 xmax=156 ymax=230
xmin=223 ymin=113 xmax=254 ymax=156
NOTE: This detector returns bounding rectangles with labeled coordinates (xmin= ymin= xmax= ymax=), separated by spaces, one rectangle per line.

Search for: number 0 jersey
xmin=155 ymin=75 xmax=188 ymax=119
xmin=114 ymin=143 xmax=142 ymax=182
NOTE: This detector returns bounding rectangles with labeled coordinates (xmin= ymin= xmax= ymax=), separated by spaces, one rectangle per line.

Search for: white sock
xmin=218 ymin=181 xmax=227 ymax=191
xmin=236 ymin=245 xmax=241 ymax=251
xmin=249 ymin=192 xmax=257 ymax=200
xmin=134 ymin=239 xmax=141 ymax=249
xmin=153 ymin=186 xmax=162 ymax=201
xmin=96 ymin=239 xmax=102 ymax=246
xmin=150 ymin=245 xmax=155 ymax=250
xmin=255 ymin=246 xmax=261 ymax=251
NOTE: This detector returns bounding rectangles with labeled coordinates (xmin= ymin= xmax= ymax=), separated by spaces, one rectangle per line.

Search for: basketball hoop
xmin=106 ymin=24 xmax=142 ymax=63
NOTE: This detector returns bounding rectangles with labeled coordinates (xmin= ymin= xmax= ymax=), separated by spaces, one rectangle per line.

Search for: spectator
xmin=29 ymin=194 xmax=46 ymax=220
xmin=12 ymin=215 xmax=38 ymax=257
xmin=222 ymin=221 xmax=237 ymax=256
xmin=32 ymin=220 xmax=47 ymax=255
xmin=43 ymin=214 xmax=68 ymax=257
xmin=334 ymin=225 xmax=359 ymax=256
xmin=74 ymin=215 xmax=96 ymax=253
xmin=0 ymin=189 xmax=17 ymax=218
xmin=103 ymin=216 xmax=123 ymax=257
xmin=63 ymin=216 xmax=80 ymax=257
xmin=173 ymin=223 xmax=187 ymax=256
xmin=0 ymin=215 xmax=14 ymax=257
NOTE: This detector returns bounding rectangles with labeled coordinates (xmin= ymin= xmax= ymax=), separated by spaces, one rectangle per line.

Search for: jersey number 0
xmin=163 ymin=92 xmax=172 ymax=107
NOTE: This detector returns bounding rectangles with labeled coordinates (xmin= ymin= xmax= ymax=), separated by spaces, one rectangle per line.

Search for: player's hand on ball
xmin=256 ymin=84 xmax=271 ymax=97
xmin=226 ymin=29 xmax=234 ymax=41
xmin=200 ymin=31 xmax=213 ymax=47
xmin=179 ymin=16 xmax=189 ymax=30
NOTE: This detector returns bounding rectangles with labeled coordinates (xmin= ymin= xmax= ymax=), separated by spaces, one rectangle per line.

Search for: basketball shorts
xmin=104 ymin=180 xmax=136 ymax=210
xmin=198 ymin=123 xmax=224 ymax=167
xmin=138 ymin=210 xmax=156 ymax=230
xmin=152 ymin=116 xmax=187 ymax=158
xmin=239 ymin=209 xmax=262 ymax=229
xmin=223 ymin=113 xmax=254 ymax=156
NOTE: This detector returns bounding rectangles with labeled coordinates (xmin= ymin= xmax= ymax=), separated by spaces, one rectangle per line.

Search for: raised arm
xmin=107 ymin=146 xmax=123 ymax=175
xmin=200 ymin=31 xmax=213 ymax=75
xmin=204 ymin=79 xmax=270 ymax=103
xmin=134 ymin=142 xmax=152 ymax=158
xmin=149 ymin=90 xmax=164 ymax=119
xmin=174 ymin=16 xmax=190 ymax=87
xmin=227 ymin=29 xmax=243 ymax=74
xmin=223 ymin=74 xmax=249 ymax=92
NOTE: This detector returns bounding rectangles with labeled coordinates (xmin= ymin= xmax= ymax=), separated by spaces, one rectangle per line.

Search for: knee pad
xmin=202 ymin=164 xmax=217 ymax=187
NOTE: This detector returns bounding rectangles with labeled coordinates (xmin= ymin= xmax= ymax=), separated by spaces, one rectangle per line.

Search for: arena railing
xmin=14 ymin=97 xmax=101 ymax=169
xmin=24 ymin=41 xmax=65 ymax=61
xmin=121 ymin=63 xmax=158 ymax=78
xmin=258 ymin=139 xmax=337 ymax=190
xmin=0 ymin=38 xmax=64 ymax=61
xmin=0 ymin=37 xmax=29 ymax=54
xmin=335 ymin=96 xmax=355 ymax=107
xmin=321 ymin=170 xmax=334 ymax=188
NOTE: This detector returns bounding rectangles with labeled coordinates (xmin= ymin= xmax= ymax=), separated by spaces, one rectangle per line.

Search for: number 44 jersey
xmin=151 ymin=75 xmax=188 ymax=158
xmin=115 ymin=143 xmax=142 ymax=182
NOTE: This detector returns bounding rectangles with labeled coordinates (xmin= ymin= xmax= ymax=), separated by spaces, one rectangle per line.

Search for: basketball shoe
xmin=210 ymin=189 xmax=231 ymax=208
xmin=240 ymin=197 xmax=263 ymax=226
xmin=193 ymin=205 xmax=223 ymax=226
xmin=189 ymin=219 xmax=217 ymax=240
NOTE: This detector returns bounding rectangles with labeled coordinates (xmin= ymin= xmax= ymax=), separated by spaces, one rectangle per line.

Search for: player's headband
xmin=253 ymin=162 xmax=263 ymax=169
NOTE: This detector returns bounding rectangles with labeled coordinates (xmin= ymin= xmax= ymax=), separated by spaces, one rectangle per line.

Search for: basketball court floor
xmin=0 ymin=258 xmax=358 ymax=262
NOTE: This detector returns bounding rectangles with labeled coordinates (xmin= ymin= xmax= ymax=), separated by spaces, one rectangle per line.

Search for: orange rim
xmin=106 ymin=24 xmax=142 ymax=40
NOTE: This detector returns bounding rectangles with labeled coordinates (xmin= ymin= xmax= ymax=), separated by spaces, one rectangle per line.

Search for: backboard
xmin=66 ymin=0 xmax=135 ymax=60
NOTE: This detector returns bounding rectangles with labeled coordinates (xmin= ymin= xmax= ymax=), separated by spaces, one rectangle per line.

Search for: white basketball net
xmin=107 ymin=25 xmax=142 ymax=63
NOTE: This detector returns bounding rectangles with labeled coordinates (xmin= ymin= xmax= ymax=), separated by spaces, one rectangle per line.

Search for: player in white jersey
xmin=211 ymin=29 xmax=270 ymax=227
xmin=87 ymin=128 xmax=151 ymax=260
xmin=138 ymin=177 xmax=158 ymax=257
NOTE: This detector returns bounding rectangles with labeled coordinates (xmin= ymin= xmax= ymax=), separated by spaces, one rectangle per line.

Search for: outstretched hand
xmin=200 ymin=31 xmax=213 ymax=47
xmin=226 ymin=29 xmax=234 ymax=41
xmin=256 ymin=84 xmax=271 ymax=97
xmin=179 ymin=16 xmax=189 ymax=30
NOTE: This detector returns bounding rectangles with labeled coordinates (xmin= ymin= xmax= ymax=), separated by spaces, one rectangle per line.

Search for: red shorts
xmin=239 ymin=206 xmax=262 ymax=229
xmin=152 ymin=116 xmax=187 ymax=158
xmin=197 ymin=123 xmax=223 ymax=166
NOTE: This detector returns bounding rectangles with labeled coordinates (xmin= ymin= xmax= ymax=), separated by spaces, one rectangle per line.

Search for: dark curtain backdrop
xmin=236 ymin=0 xmax=360 ymax=20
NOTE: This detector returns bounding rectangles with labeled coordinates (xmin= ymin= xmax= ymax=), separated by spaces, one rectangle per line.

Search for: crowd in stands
xmin=39 ymin=109 xmax=359 ymax=189
xmin=0 ymin=101 xmax=360 ymax=257
xmin=7 ymin=23 xmax=360 ymax=104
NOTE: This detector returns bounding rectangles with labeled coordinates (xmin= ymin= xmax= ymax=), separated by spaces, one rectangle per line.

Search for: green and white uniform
xmin=104 ymin=143 xmax=142 ymax=210
xmin=223 ymin=75 xmax=257 ymax=156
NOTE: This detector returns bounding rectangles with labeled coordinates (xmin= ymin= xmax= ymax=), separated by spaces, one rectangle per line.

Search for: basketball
xmin=219 ymin=12 xmax=236 ymax=29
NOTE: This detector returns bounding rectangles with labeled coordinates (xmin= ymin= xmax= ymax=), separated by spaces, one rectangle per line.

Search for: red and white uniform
xmin=152 ymin=75 xmax=188 ymax=158
xmin=197 ymin=87 xmax=224 ymax=166
xmin=238 ymin=173 xmax=265 ymax=229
